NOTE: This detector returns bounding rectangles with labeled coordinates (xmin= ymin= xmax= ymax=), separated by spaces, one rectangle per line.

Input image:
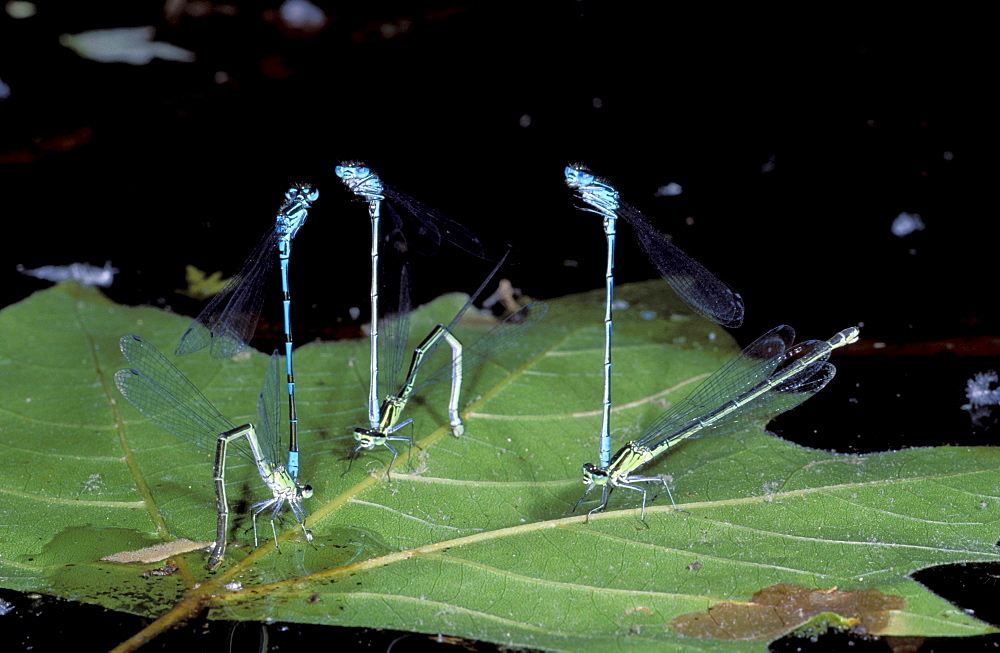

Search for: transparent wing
xmin=677 ymin=357 xmax=838 ymax=441
xmin=378 ymin=262 xmax=414 ymax=398
xmin=412 ymin=301 xmax=549 ymax=394
xmin=636 ymin=325 xmax=800 ymax=446
xmin=382 ymin=186 xmax=485 ymax=259
xmin=616 ymin=199 xmax=744 ymax=328
xmin=116 ymin=335 xmax=254 ymax=462
xmin=255 ymin=350 xmax=283 ymax=467
xmin=175 ymin=228 xmax=278 ymax=358
xmin=406 ymin=249 xmax=510 ymax=371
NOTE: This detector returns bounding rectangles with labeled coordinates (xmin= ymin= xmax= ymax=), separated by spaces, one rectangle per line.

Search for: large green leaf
xmin=1 ymin=282 xmax=998 ymax=651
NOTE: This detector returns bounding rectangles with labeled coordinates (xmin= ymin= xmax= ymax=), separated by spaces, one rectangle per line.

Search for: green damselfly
xmin=575 ymin=325 xmax=860 ymax=519
xmin=349 ymin=254 xmax=547 ymax=476
xmin=116 ymin=335 xmax=312 ymax=569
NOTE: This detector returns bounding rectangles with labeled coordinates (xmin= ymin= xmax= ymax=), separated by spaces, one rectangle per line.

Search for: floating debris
xmin=17 ymin=261 xmax=117 ymax=287
xmin=891 ymin=212 xmax=925 ymax=237
xmin=653 ymin=182 xmax=683 ymax=197
xmin=101 ymin=538 xmax=213 ymax=564
xmin=5 ymin=1 xmax=36 ymax=19
xmin=279 ymin=0 xmax=327 ymax=32
xmin=142 ymin=561 xmax=179 ymax=578
xmin=59 ymin=26 xmax=195 ymax=65
xmin=175 ymin=264 xmax=229 ymax=300
xmin=963 ymin=371 xmax=1000 ymax=410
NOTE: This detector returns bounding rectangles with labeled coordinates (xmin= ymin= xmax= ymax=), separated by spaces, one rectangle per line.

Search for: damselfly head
xmin=298 ymin=484 xmax=313 ymax=499
xmin=564 ymin=163 xmax=595 ymax=188
xmin=581 ymin=462 xmax=608 ymax=485
xmin=353 ymin=428 xmax=378 ymax=449
xmin=335 ymin=162 xmax=371 ymax=179
xmin=286 ymin=183 xmax=319 ymax=203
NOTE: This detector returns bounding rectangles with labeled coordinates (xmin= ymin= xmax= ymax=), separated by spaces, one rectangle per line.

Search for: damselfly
xmin=574 ymin=325 xmax=859 ymax=519
xmin=335 ymin=162 xmax=483 ymax=431
xmin=116 ymin=335 xmax=312 ymax=569
xmin=176 ymin=184 xmax=318 ymax=480
xmin=349 ymin=254 xmax=547 ymax=476
xmin=565 ymin=164 xmax=744 ymax=472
